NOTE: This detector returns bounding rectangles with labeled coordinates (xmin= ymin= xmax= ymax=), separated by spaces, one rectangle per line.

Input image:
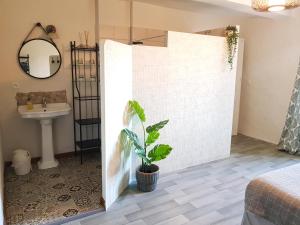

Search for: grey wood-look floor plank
xmin=212 ymin=215 xmax=244 ymax=225
xmin=155 ymin=215 xmax=189 ymax=225
xmin=81 ymin=215 xmax=129 ymax=225
xmin=217 ymin=200 xmax=245 ymax=216
xmin=142 ymin=203 xmax=195 ymax=225
xmin=185 ymin=211 xmax=225 ymax=225
xmin=137 ymin=190 xmax=186 ymax=210
xmin=125 ymin=220 xmax=147 ymax=225
xmin=177 ymin=187 xmax=218 ymax=205
xmin=126 ymin=200 xmax=179 ymax=222
xmin=64 ymin=221 xmax=81 ymax=225
xmin=63 ymin=135 xmax=300 ymax=225
xmin=184 ymin=201 xmax=225 ymax=221
xmin=80 ymin=204 xmax=140 ymax=225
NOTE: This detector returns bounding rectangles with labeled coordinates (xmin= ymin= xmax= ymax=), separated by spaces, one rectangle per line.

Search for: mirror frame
xmin=18 ymin=38 xmax=62 ymax=79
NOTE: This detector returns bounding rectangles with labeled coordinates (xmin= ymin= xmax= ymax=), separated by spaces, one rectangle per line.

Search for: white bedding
xmin=242 ymin=163 xmax=300 ymax=225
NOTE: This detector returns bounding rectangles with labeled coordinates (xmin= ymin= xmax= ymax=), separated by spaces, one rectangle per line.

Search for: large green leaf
xmin=120 ymin=130 xmax=133 ymax=158
xmin=129 ymin=100 xmax=146 ymax=122
xmin=121 ymin=129 xmax=150 ymax=165
xmin=148 ymin=144 xmax=172 ymax=163
xmin=122 ymin=129 xmax=139 ymax=144
xmin=121 ymin=129 xmax=143 ymax=150
xmin=145 ymin=130 xmax=160 ymax=147
xmin=133 ymin=143 xmax=150 ymax=165
xmin=146 ymin=120 xmax=169 ymax=133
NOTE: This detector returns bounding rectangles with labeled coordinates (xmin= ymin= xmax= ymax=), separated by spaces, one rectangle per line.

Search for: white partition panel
xmin=101 ymin=31 xmax=239 ymax=207
xmin=132 ymin=31 xmax=238 ymax=174
xmin=100 ymin=40 xmax=132 ymax=209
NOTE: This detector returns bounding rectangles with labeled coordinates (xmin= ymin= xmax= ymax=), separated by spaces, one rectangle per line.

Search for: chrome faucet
xmin=42 ymin=97 xmax=47 ymax=108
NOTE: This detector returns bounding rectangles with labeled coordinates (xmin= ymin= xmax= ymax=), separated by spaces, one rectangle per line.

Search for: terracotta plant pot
xmin=136 ymin=164 xmax=159 ymax=192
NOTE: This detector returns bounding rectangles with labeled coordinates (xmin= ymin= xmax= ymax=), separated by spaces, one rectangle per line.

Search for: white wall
xmin=0 ymin=0 xmax=95 ymax=161
xmin=132 ymin=31 xmax=238 ymax=174
xmin=98 ymin=0 xmax=249 ymax=45
xmin=232 ymin=39 xmax=244 ymax=135
xmin=132 ymin=1 xmax=247 ymax=33
xmin=99 ymin=0 xmax=248 ymax=32
xmin=239 ymin=11 xmax=300 ymax=143
xmin=100 ymin=40 xmax=132 ymax=209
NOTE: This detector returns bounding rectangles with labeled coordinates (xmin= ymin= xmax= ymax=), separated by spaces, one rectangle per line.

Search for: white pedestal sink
xmin=18 ymin=103 xmax=71 ymax=169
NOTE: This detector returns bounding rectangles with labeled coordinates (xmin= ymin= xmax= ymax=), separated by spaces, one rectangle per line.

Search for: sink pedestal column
xmin=38 ymin=119 xmax=59 ymax=169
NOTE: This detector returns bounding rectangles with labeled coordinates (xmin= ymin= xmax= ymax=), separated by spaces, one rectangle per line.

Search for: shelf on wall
xmin=73 ymin=46 xmax=97 ymax=51
xmin=72 ymin=64 xmax=96 ymax=67
xmin=74 ymin=96 xmax=100 ymax=101
xmin=75 ymin=118 xmax=101 ymax=125
xmin=73 ymin=78 xmax=98 ymax=82
xmin=76 ymin=139 xmax=101 ymax=150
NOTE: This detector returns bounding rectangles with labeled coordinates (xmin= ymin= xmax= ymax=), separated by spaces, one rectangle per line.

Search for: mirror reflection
xmin=18 ymin=39 xmax=61 ymax=79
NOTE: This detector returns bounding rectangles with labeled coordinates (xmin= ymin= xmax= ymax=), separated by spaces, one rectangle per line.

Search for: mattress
xmin=242 ymin=163 xmax=300 ymax=225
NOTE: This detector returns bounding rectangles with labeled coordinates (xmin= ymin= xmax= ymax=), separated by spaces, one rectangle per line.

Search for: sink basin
xmin=18 ymin=103 xmax=71 ymax=170
xmin=18 ymin=103 xmax=71 ymax=119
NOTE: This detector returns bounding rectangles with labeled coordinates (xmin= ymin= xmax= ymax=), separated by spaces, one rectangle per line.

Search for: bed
xmin=242 ymin=163 xmax=300 ymax=225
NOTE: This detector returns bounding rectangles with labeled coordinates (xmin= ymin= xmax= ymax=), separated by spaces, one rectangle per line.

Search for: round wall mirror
xmin=18 ymin=39 xmax=61 ymax=79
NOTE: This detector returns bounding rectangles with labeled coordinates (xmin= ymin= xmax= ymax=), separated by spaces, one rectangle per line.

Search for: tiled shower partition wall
xmin=100 ymin=30 xmax=240 ymax=209
xmin=132 ymin=31 xmax=238 ymax=175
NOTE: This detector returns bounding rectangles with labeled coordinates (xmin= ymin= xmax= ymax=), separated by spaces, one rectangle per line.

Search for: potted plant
xmin=122 ymin=100 xmax=173 ymax=192
xmin=225 ymin=25 xmax=239 ymax=69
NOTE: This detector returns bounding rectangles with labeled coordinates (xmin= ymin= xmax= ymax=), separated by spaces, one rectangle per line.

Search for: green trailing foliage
xmin=121 ymin=100 xmax=173 ymax=170
xmin=225 ymin=25 xmax=239 ymax=70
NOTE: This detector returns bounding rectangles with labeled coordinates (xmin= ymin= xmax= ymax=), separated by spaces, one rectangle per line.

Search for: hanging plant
xmin=225 ymin=25 xmax=239 ymax=70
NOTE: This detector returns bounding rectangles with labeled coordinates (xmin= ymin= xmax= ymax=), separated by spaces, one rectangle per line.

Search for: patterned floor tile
xmin=4 ymin=152 xmax=103 ymax=225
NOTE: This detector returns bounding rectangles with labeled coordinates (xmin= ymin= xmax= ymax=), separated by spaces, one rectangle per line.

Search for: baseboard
xmin=237 ymin=132 xmax=278 ymax=145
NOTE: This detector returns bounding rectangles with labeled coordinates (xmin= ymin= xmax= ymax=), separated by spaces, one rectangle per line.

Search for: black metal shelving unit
xmin=70 ymin=41 xmax=101 ymax=164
